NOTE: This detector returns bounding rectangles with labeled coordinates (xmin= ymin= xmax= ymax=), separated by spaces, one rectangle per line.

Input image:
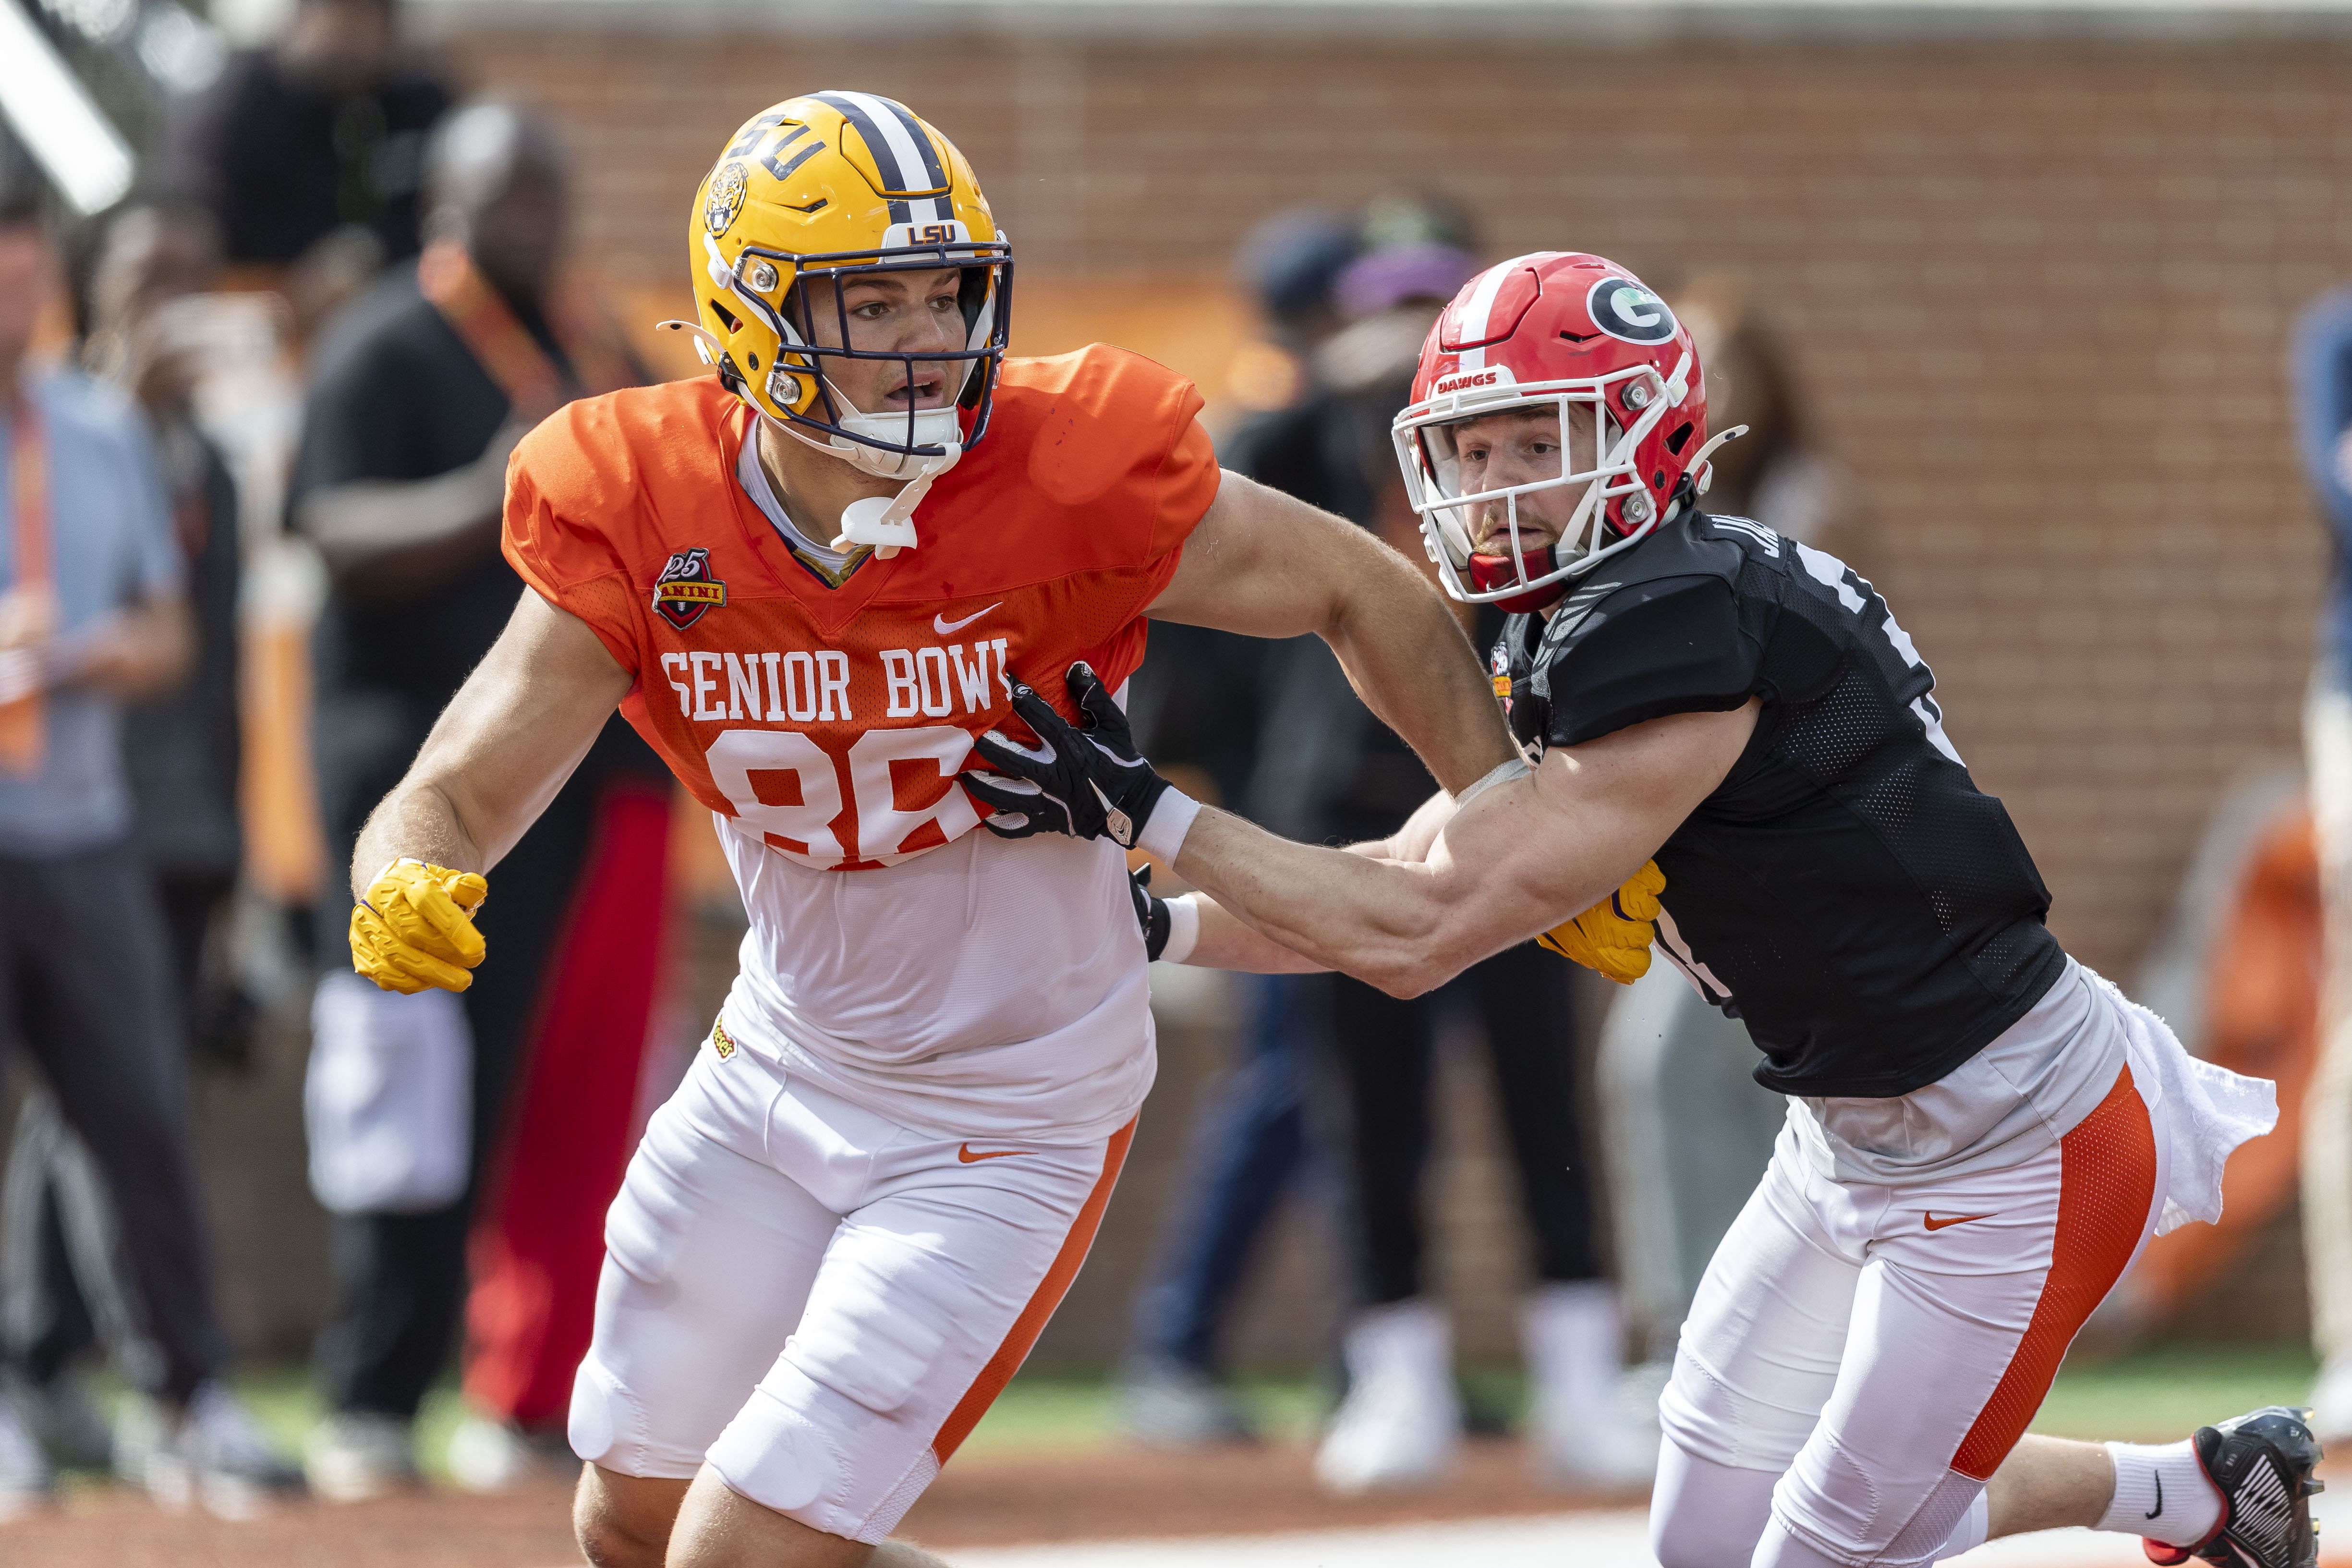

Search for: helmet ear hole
xmin=1665 ymin=421 xmax=1694 ymax=456
xmin=707 ymin=299 xmax=741 ymax=335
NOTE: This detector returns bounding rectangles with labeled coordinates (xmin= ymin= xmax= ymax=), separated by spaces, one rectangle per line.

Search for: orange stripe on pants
xmin=930 ymin=1119 xmax=1136 ymax=1465
xmin=1950 ymin=1067 xmax=2159 ymax=1479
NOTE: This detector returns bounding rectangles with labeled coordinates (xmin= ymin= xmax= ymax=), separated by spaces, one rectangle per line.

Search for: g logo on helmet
xmin=1587 ymin=278 xmax=1677 ymax=346
xmin=705 ymin=161 xmax=750 ymax=236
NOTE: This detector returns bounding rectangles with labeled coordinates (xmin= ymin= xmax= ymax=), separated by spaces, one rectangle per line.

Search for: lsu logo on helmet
xmin=703 ymin=161 xmax=750 ymax=236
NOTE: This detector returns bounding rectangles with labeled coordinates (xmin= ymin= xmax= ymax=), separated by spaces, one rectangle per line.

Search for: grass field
xmin=211 ymin=1338 xmax=2317 ymax=1479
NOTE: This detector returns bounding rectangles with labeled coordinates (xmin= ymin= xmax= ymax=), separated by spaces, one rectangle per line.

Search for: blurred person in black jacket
xmin=1238 ymin=225 xmax=1652 ymax=1497
xmin=286 ymin=100 xmax=667 ymax=1502
xmin=166 ymin=0 xmax=452 ymax=333
xmin=1115 ymin=207 xmax=1359 ymax=1447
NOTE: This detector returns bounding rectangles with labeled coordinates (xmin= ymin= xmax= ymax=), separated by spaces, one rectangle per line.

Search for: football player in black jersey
xmin=966 ymin=252 xmax=2317 ymax=1568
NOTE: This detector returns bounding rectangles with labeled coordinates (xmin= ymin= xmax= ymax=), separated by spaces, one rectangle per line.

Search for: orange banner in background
xmin=2128 ymin=805 xmax=2321 ymax=1324
xmin=1 ymin=403 xmax=50 ymax=777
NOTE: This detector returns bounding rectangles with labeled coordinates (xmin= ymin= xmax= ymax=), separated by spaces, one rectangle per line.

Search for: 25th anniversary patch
xmin=652 ymin=547 xmax=727 ymax=631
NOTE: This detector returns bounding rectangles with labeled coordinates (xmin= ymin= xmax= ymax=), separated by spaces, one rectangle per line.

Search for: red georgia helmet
xmin=1392 ymin=252 xmax=1734 ymax=613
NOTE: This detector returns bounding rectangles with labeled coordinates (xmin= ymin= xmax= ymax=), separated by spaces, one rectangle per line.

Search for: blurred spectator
xmin=1667 ymin=274 xmax=1856 ymax=541
xmin=287 ymin=100 xmax=667 ymax=1500
xmin=0 ymin=192 xmax=252 ymax=1491
xmin=1215 ymin=206 xmax=1360 ymax=414
xmin=167 ymin=0 xmax=452 ymax=333
xmin=1116 ymin=206 xmax=1358 ymax=1448
xmin=1265 ymin=233 xmax=1648 ymax=1496
xmin=2292 ymin=287 xmax=2352 ymax=1443
xmin=83 ymin=197 xmax=251 ymax=1060
xmin=0 ymin=168 xmax=292 ymax=1517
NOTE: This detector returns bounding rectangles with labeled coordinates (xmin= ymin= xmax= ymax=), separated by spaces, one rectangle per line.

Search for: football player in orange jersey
xmin=337 ymin=94 xmax=1647 ymax=1568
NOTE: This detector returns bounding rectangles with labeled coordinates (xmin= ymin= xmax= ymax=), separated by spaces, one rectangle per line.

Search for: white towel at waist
xmin=2090 ymin=967 xmax=2279 ymax=1236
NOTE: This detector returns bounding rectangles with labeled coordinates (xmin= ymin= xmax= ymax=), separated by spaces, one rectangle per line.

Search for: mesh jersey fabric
xmin=1495 ymin=512 xmax=2067 ymax=1098
xmin=504 ymin=343 xmax=1219 ymax=871
xmin=501 ymin=344 xmax=1220 ymax=1140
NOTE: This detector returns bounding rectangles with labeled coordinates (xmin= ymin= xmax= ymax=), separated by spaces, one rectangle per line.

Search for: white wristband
xmin=1160 ymin=893 xmax=1201 ymax=964
xmin=1137 ymin=785 xmax=1200 ymax=863
xmin=1453 ymin=755 xmax=1533 ymax=809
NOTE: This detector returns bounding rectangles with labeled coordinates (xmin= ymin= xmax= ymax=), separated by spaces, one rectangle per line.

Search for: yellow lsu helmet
xmin=679 ymin=91 xmax=1012 ymax=484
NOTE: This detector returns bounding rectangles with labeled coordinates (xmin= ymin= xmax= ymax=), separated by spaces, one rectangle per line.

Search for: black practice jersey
xmin=1495 ymin=513 xmax=2067 ymax=1097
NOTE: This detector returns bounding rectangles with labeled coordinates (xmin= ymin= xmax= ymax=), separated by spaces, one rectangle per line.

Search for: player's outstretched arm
xmin=968 ymin=665 xmax=1755 ymax=996
xmin=1171 ymin=788 xmax=1461 ymax=972
xmin=345 ymin=590 xmax=633 ymax=991
xmin=1171 ymin=699 xmax=1756 ymax=996
xmin=1145 ymin=471 xmax=1517 ymax=796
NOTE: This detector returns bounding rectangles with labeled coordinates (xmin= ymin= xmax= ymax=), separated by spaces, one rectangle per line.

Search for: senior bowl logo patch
xmin=704 ymin=160 xmax=750 ymax=236
xmin=653 ymin=547 xmax=727 ymax=630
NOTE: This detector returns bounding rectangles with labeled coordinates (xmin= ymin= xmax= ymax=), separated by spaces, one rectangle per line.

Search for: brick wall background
xmin=445 ymin=26 xmax=2352 ymax=979
xmin=426 ymin=24 xmax=2346 ymax=1367
xmin=178 ymin=21 xmax=2352 ymax=1370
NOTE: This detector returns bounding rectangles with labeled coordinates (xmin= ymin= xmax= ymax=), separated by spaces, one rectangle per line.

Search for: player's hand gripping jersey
xmin=1494 ymin=512 xmax=2069 ymax=1098
xmin=504 ymin=345 xmax=1217 ymax=1140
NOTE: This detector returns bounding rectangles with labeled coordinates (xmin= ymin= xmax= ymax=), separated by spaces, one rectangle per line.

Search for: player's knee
xmin=573 ymin=1466 xmax=682 ymax=1568
xmin=575 ymin=1511 xmax=664 ymax=1568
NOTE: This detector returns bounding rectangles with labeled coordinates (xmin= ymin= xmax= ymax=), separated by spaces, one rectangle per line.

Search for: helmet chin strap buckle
xmin=1687 ymin=424 xmax=1749 ymax=496
xmin=656 ymin=319 xmax=727 ymax=367
xmin=829 ymin=445 xmax=960 ymax=559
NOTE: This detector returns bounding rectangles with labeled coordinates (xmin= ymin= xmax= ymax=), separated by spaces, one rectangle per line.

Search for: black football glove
xmin=961 ymin=662 xmax=1174 ymax=850
xmin=1130 ymin=863 xmax=1172 ymax=960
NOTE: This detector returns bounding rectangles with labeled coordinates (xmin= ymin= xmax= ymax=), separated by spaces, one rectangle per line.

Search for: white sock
xmin=2098 ymin=1439 xmax=2222 ymax=1547
xmin=1521 ymin=1281 xmax=1621 ymax=1411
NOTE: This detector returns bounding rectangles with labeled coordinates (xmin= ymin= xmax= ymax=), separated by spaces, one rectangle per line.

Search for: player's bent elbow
xmin=1358 ymin=946 xmax=1451 ymax=1000
xmin=1363 ymin=908 xmax=1489 ymax=999
xmin=1369 ymin=966 xmax=1440 ymax=1000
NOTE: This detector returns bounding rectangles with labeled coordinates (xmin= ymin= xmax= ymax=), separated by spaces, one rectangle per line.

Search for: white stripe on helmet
xmin=1449 ymin=261 xmax=1514 ymax=374
xmin=836 ymin=90 xmax=938 ymax=195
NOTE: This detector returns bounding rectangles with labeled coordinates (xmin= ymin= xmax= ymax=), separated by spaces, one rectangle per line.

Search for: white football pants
xmin=568 ymin=1037 xmax=1130 ymax=1543
xmin=1653 ymin=1066 xmax=2166 ymax=1568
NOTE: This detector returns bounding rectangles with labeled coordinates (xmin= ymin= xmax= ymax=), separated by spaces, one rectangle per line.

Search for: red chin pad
xmin=1467 ymin=552 xmax=1569 ymax=615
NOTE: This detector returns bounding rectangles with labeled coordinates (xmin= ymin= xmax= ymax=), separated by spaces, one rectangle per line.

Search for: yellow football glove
xmin=1537 ymin=860 xmax=1666 ymax=985
xmin=350 ymin=859 xmax=489 ymax=995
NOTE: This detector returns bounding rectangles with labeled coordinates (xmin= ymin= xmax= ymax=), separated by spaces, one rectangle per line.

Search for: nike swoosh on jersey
xmin=934 ymin=602 xmax=1003 ymax=635
xmin=2147 ymin=1472 xmax=2162 ymax=1519
xmin=1923 ymin=1212 xmax=1997 ymax=1231
xmin=958 ymin=1143 xmax=1025 ymax=1163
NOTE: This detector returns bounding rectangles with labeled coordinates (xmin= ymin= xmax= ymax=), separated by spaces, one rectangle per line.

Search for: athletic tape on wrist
xmin=1138 ymin=786 xmax=1200 ymax=863
xmin=1162 ymin=894 xmax=1201 ymax=965
xmin=1453 ymin=755 xmax=1534 ymax=809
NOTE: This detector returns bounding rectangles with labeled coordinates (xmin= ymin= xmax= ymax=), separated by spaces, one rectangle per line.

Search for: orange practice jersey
xmin=503 ymin=345 xmax=1220 ymax=873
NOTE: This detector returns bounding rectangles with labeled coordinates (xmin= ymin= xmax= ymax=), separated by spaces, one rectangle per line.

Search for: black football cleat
xmin=2142 ymin=1406 xmax=2324 ymax=1568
